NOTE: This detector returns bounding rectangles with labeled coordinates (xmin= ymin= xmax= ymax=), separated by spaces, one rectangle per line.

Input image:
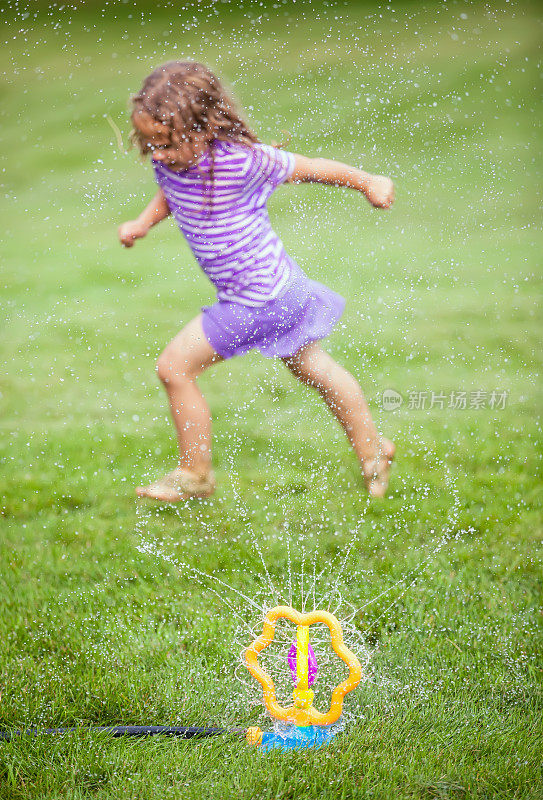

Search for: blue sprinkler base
xmin=260 ymin=725 xmax=337 ymax=752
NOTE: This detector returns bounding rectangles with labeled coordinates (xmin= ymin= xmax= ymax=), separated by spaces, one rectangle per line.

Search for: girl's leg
xmin=137 ymin=314 xmax=223 ymax=500
xmin=282 ymin=341 xmax=395 ymax=496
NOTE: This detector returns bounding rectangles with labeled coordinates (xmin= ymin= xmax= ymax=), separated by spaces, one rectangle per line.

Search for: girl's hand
xmin=118 ymin=219 xmax=149 ymax=247
xmin=365 ymin=175 xmax=395 ymax=209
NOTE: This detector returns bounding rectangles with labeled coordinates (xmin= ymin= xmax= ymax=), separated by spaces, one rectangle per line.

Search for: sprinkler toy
xmin=1 ymin=606 xmax=362 ymax=753
xmin=245 ymin=605 xmax=362 ymax=751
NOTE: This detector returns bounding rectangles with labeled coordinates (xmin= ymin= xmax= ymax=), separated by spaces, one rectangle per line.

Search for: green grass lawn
xmin=1 ymin=1 xmax=542 ymax=797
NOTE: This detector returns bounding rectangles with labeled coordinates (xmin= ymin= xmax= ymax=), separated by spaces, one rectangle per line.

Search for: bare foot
xmin=136 ymin=467 xmax=216 ymax=502
xmin=362 ymin=439 xmax=396 ymax=498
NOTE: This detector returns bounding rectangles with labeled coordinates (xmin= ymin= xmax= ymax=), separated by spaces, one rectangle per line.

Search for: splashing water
xmin=132 ymin=390 xmax=465 ymax=728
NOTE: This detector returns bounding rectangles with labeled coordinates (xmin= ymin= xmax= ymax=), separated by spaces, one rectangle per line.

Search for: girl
xmin=119 ymin=61 xmax=395 ymax=502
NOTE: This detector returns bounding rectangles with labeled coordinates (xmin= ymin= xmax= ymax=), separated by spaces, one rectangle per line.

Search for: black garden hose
xmin=0 ymin=725 xmax=243 ymax=742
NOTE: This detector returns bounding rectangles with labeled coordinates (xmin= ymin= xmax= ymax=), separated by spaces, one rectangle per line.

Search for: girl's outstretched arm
xmin=118 ymin=189 xmax=171 ymax=247
xmin=286 ymin=154 xmax=394 ymax=209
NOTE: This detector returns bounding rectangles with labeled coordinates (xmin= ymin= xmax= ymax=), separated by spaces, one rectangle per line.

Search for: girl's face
xmin=132 ymin=110 xmax=187 ymax=170
xmin=132 ymin=111 xmax=178 ymax=167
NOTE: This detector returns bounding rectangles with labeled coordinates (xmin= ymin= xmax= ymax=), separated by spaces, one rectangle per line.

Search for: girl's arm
xmin=286 ymin=154 xmax=394 ymax=209
xmin=118 ymin=189 xmax=171 ymax=248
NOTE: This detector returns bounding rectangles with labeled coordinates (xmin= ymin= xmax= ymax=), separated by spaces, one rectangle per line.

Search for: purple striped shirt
xmin=153 ymin=141 xmax=296 ymax=306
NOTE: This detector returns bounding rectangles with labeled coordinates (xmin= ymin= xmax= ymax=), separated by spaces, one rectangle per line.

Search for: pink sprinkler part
xmin=288 ymin=640 xmax=318 ymax=686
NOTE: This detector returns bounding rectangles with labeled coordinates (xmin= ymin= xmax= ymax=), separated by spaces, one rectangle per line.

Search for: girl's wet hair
xmin=131 ymin=61 xmax=260 ymax=169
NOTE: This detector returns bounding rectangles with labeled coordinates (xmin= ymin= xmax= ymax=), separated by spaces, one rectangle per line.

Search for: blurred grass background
xmin=1 ymin=1 xmax=542 ymax=798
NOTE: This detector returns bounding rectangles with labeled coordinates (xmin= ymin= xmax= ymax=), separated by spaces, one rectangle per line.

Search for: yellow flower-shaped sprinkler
xmin=245 ymin=606 xmax=362 ymax=751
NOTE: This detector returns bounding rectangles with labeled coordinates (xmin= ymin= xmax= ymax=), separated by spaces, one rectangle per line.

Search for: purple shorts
xmin=201 ymin=266 xmax=345 ymax=359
